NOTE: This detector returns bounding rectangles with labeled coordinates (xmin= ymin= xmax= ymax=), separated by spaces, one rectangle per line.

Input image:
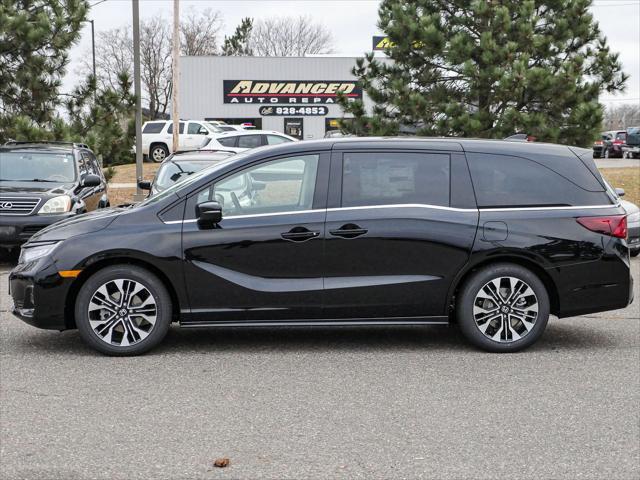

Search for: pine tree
xmin=339 ymin=0 xmax=628 ymax=146
xmin=222 ymin=18 xmax=254 ymax=56
xmin=65 ymin=73 xmax=136 ymax=165
xmin=0 ymin=0 xmax=88 ymax=140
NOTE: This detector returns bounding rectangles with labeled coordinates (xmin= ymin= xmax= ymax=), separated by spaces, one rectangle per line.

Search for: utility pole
xmin=171 ymin=0 xmax=180 ymax=153
xmin=132 ymin=0 xmax=144 ymax=201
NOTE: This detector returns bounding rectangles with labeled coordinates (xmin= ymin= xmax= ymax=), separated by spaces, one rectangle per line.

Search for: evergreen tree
xmin=339 ymin=0 xmax=627 ymax=146
xmin=222 ymin=18 xmax=254 ymax=56
xmin=0 ymin=0 xmax=88 ymax=140
xmin=65 ymin=73 xmax=136 ymax=165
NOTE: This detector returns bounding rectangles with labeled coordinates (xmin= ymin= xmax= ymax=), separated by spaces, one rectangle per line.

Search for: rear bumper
xmin=9 ymin=259 xmax=72 ymax=330
xmin=554 ymin=245 xmax=633 ymax=318
xmin=0 ymin=214 xmax=74 ymax=248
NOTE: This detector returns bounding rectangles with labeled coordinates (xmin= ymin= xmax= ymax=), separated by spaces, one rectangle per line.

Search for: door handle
xmin=281 ymin=226 xmax=319 ymax=242
xmin=329 ymin=223 xmax=368 ymax=239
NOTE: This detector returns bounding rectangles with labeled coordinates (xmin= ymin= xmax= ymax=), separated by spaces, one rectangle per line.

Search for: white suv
xmin=141 ymin=120 xmax=225 ymax=162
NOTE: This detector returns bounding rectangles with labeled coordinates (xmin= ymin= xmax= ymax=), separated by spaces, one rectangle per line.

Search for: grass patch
xmin=601 ymin=168 xmax=640 ymax=205
xmin=105 ymin=162 xmax=160 ymax=184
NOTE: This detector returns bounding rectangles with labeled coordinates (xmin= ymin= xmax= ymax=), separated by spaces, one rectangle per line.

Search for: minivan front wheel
xmin=75 ymin=265 xmax=172 ymax=356
xmin=456 ymin=263 xmax=550 ymax=352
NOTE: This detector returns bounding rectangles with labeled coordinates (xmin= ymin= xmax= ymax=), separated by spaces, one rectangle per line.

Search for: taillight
xmin=577 ymin=215 xmax=627 ymax=239
xmin=613 ymin=139 xmax=624 ymax=145
xmin=594 ymin=140 xmax=603 ymax=145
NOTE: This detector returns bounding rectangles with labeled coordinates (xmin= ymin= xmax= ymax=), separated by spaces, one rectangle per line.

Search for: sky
xmin=66 ymin=0 xmax=640 ymax=107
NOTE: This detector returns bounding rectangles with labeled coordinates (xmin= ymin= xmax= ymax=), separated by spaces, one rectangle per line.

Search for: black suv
xmin=0 ymin=142 xmax=108 ymax=249
xmin=9 ymin=138 xmax=634 ymax=355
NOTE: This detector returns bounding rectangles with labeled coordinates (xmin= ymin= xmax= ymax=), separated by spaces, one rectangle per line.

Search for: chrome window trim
xmin=163 ymin=203 xmax=620 ymax=224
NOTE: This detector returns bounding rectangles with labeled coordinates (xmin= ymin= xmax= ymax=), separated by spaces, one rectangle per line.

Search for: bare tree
xmin=79 ymin=10 xmax=224 ymax=119
xmin=181 ymin=7 xmax=223 ymax=56
xmin=139 ymin=16 xmax=173 ymax=119
xmin=250 ymin=15 xmax=333 ymax=56
xmin=602 ymin=103 xmax=640 ymax=130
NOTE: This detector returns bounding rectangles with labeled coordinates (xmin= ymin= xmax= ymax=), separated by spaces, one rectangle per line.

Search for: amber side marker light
xmin=58 ymin=270 xmax=82 ymax=278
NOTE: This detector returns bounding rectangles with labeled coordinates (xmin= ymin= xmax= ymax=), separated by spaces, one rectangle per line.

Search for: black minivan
xmin=9 ymin=138 xmax=634 ymax=355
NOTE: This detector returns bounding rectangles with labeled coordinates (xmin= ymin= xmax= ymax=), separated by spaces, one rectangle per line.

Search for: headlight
xmin=19 ymin=242 xmax=60 ymax=264
xmin=38 ymin=195 xmax=72 ymax=214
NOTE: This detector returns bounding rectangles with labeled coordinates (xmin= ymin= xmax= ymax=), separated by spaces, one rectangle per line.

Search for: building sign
xmin=372 ymin=35 xmax=394 ymax=50
xmin=259 ymin=106 xmax=328 ymax=116
xmin=223 ymin=80 xmax=362 ymax=104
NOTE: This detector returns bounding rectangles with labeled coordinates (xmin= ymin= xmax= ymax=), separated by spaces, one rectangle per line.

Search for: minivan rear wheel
xmin=456 ymin=263 xmax=550 ymax=353
xmin=75 ymin=265 xmax=172 ymax=356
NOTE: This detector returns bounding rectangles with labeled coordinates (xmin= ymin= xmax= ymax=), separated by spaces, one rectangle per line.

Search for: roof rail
xmin=4 ymin=140 xmax=90 ymax=149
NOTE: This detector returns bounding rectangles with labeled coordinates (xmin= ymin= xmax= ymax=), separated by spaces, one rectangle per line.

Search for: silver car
xmin=621 ymin=199 xmax=640 ymax=256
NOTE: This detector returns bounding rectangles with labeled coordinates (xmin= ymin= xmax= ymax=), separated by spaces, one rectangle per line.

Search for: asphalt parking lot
xmin=1 ymin=256 xmax=639 ymax=480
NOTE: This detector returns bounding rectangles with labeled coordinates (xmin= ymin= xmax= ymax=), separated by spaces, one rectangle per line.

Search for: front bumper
xmin=0 ymin=213 xmax=74 ymax=247
xmin=9 ymin=258 xmax=74 ymax=330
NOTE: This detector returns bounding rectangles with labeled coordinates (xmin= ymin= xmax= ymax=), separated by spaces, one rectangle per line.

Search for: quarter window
xmin=142 ymin=122 xmax=165 ymax=134
xmin=217 ymin=137 xmax=237 ymax=147
xmin=341 ymin=152 xmax=450 ymax=207
xmin=196 ymin=154 xmax=319 ymax=217
xmin=467 ymin=153 xmax=609 ymax=207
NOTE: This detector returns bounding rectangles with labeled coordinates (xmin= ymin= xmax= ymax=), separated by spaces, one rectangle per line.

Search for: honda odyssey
xmin=9 ymin=138 xmax=634 ymax=355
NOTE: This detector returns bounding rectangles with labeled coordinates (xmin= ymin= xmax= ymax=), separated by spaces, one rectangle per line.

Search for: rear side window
xmin=143 ymin=122 xmax=165 ymax=134
xmin=217 ymin=136 xmax=237 ymax=147
xmin=167 ymin=122 xmax=185 ymax=134
xmin=237 ymin=135 xmax=262 ymax=148
xmin=341 ymin=152 xmax=450 ymax=208
xmin=467 ymin=153 xmax=610 ymax=207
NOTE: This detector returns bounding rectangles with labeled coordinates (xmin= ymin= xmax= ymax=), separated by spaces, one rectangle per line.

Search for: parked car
xmin=207 ymin=130 xmax=297 ymax=150
xmin=622 ymin=126 xmax=640 ymax=159
xmin=621 ymin=199 xmax=640 ymax=256
xmin=140 ymin=120 xmax=222 ymax=162
xmin=9 ymin=138 xmax=634 ymax=355
xmin=594 ymin=130 xmax=626 ymax=158
xmin=0 ymin=141 xmax=108 ymax=250
xmin=138 ymin=150 xmax=237 ymax=197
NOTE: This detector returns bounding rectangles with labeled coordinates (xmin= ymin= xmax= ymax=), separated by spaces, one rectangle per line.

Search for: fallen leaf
xmin=213 ymin=457 xmax=230 ymax=468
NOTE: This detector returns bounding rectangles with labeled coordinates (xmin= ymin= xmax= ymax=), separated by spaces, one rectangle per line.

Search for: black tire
xmin=75 ymin=265 xmax=172 ymax=356
xmin=150 ymin=143 xmax=169 ymax=163
xmin=631 ymin=249 xmax=640 ymax=257
xmin=456 ymin=263 xmax=550 ymax=353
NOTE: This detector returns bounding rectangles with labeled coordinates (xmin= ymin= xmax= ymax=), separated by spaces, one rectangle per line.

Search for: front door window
xmin=196 ymin=154 xmax=319 ymax=217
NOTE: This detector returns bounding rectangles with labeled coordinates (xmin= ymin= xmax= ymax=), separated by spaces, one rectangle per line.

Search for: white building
xmin=180 ymin=56 xmax=376 ymax=140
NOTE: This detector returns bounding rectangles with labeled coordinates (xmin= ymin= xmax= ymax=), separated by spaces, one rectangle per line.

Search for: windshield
xmin=0 ymin=151 xmax=76 ymax=182
xmin=137 ymin=150 xmax=252 ymax=207
xmin=155 ymin=161 xmax=213 ymax=191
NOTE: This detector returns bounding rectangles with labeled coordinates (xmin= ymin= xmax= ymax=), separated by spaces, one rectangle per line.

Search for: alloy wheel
xmin=472 ymin=276 xmax=539 ymax=343
xmin=152 ymin=148 xmax=166 ymax=162
xmin=87 ymin=278 xmax=158 ymax=347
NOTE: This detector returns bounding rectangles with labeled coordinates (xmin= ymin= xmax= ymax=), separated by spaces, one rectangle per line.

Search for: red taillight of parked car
xmin=613 ymin=139 xmax=624 ymax=145
xmin=577 ymin=215 xmax=627 ymax=239
xmin=594 ymin=140 xmax=603 ymax=145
